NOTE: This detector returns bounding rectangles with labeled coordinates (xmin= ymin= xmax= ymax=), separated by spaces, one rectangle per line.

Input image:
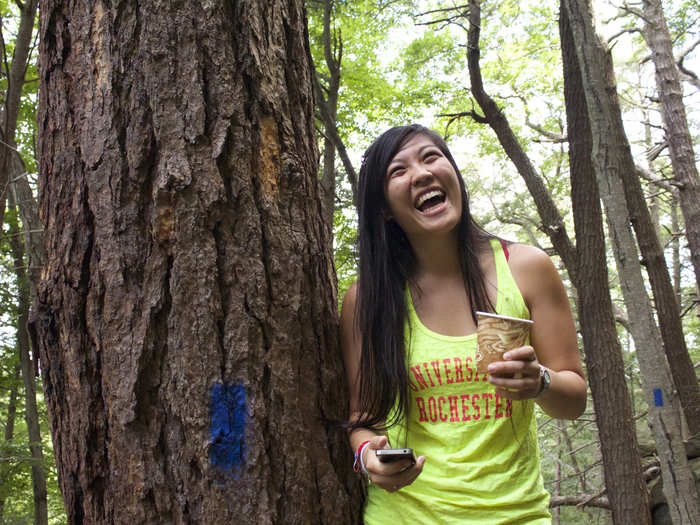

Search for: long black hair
xmin=353 ymin=124 xmax=495 ymax=431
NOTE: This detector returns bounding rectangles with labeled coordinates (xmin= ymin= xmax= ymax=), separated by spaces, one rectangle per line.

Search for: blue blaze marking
xmin=653 ymin=388 xmax=663 ymax=407
xmin=209 ymin=382 xmax=247 ymax=476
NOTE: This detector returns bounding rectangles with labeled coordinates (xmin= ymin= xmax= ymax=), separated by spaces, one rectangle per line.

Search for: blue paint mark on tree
xmin=209 ymin=382 xmax=247 ymax=477
xmin=653 ymin=388 xmax=663 ymax=407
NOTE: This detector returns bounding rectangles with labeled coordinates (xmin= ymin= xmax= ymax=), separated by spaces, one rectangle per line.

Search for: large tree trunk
xmin=560 ymin=6 xmax=650 ymax=522
xmin=642 ymin=0 xmax=700 ymax=298
xmin=31 ymin=1 xmax=361 ymax=523
xmin=8 ymin=198 xmax=49 ymax=525
xmin=562 ymin=0 xmax=700 ymax=521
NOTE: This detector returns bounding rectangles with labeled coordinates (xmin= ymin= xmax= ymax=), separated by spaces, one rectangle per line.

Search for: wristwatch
xmin=535 ymin=365 xmax=551 ymax=398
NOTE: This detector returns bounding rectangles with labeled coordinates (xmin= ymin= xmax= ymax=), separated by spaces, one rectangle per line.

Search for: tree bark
xmin=642 ymin=0 xmax=700 ymax=298
xmin=562 ymin=0 xmax=700 ymax=521
xmin=560 ymin=6 xmax=651 ymax=522
xmin=0 ymin=0 xmax=39 ymax=236
xmin=32 ymin=1 xmax=361 ymax=523
xmin=8 ymin=197 xmax=49 ymax=525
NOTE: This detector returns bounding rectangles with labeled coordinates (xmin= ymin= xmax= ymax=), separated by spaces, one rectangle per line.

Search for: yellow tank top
xmin=364 ymin=239 xmax=551 ymax=524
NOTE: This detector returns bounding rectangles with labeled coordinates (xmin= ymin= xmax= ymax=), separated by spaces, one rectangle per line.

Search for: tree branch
xmin=619 ymin=3 xmax=650 ymax=24
xmin=677 ymin=36 xmax=700 ymax=63
xmin=678 ymin=61 xmax=700 ymax=91
xmin=635 ymin=163 xmax=680 ymax=197
xmin=549 ymin=494 xmax=610 ymax=510
xmin=608 ymin=27 xmax=642 ymax=43
xmin=525 ymin=116 xmax=567 ymax=143
xmin=646 ymin=140 xmax=667 ymax=162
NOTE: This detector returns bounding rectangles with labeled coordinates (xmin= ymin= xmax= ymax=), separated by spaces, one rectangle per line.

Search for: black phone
xmin=376 ymin=448 xmax=416 ymax=464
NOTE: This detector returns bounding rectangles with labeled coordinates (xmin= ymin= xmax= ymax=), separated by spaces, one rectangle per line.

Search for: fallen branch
xmin=549 ymin=494 xmax=610 ymax=510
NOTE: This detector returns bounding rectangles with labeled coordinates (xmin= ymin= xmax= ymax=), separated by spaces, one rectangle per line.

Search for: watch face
xmin=543 ymin=369 xmax=551 ymax=389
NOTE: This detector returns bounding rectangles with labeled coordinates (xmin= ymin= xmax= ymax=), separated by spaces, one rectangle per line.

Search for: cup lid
xmin=475 ymin=311 xmax=534 ymax=324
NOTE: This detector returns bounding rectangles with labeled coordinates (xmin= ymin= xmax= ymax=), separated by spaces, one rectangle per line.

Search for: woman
xmin=341 ymin=124 xmax=586 ymax=524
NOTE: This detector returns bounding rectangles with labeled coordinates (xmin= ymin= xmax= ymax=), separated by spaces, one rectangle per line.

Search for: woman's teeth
xmin=415 ymin=190 xmax=446 ymax=211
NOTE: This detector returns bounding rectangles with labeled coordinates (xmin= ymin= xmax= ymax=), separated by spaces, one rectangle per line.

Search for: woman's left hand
xmin=487 ymin=346 xmax=542 ymax=400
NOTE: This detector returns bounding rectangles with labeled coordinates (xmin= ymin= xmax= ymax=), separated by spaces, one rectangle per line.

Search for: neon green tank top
xmin=364 ymin=239 xmax=551 ymax=524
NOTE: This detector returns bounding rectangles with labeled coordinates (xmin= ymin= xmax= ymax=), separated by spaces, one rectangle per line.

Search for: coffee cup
xmin=475 ymin=311 xmax=533 ymax=374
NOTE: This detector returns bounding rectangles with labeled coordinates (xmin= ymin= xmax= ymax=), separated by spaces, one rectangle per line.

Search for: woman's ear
xmin=382 ymin=209 xmax=393 ymax=221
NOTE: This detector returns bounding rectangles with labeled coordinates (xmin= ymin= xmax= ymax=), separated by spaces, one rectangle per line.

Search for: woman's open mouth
xmin=415 ymin=189 xmax=446 ymax=214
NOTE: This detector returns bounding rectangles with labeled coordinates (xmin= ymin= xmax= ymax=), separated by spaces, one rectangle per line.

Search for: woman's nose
xmin=411 ymin=167 xmax=434 ymax=186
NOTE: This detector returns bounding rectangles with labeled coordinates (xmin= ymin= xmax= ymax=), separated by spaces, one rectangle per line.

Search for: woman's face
xmin=383 ymin=133 xmax=463 ymax=242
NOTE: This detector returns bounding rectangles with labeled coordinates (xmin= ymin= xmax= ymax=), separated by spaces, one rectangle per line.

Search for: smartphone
xmin=376 ymin=448 xmax=416 ymax=464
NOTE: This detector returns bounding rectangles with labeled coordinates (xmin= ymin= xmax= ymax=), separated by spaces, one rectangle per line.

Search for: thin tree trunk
xmin=466 ymin=0 xmax=578 ymax=280
xmin=321 ymin=138 xmax=336 ymax=228
xmin=562 ymin=0 xmax=700 ymax=521
xmin=671 ymin=199 xmax=681 ymax=306
xmin=553 ymin=420 xmax=562 ymax=525
xmin=643 ymin=115 xmax=660 ymax=237
xmin=0 ymin=366 xmax=20 ymax=522
xmin=560 ymin=6 xmax=651 ymax=522
xmin=8 ymin=196 xmax=48 ymax=525
xmin=311 ymin=1 xmax=358 ymax=208
xmin=31 ymin=1 xmax=362 ymax=523
xmin=312 ymin=78 xmax=357 ymax=205
xmin=642 ymin=0 xmax=700 ymax=297
xmin=620 ymin=44 xmax=700 ymax=438
xmin=618 ymin=156 xmax=700 ymax=436
xmin=318 ymin=0 xmax=340 ymax=230
xmin=0 ymin=0 xmax=39 ymax=236
xmin=4 ymin=139 xmax=46 ymax=293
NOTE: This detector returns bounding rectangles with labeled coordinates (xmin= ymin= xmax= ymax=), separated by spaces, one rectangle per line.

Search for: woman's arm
xmin=487 ymin=244 xmax=587 ymax=420
xmin=341 ymin=283 xmax=425 ymax=489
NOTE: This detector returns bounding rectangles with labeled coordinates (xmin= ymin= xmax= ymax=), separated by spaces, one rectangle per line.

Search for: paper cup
xmin=475 ymin=312 xmax=533 ymax=374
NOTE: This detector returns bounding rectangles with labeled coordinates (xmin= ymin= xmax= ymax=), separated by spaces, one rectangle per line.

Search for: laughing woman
xmin=341 ymin=125 xmax=586 ymax=524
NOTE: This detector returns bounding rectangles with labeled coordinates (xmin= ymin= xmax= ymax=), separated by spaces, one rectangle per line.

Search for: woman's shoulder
xmin=504 ymin=242 xmax=553 ymax=269
xmin=340 ymin=281 xmax=359 ymax=320
xmin=502 ymin=243 xmax=563 ymax=304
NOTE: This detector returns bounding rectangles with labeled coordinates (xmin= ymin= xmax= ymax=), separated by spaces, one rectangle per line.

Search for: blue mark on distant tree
xmin=209 ymin=382 xmax=247 ymax=477
xmin=653 ymin=388 xmax=663 ymax=407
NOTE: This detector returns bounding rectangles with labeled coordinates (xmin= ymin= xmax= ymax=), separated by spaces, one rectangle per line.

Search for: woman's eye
xmin=424 ymin=152 xmax=439 ymax=161
xmin=389 ymin=167 xmax=405 ymax=177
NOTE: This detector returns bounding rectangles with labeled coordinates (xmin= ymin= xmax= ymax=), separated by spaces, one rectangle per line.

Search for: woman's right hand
xmin=363 ymin=435 xmax=425 ymax=492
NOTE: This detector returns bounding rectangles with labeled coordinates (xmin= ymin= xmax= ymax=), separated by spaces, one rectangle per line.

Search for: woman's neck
xmin=409 ymin=230 xmax=463 ymax=281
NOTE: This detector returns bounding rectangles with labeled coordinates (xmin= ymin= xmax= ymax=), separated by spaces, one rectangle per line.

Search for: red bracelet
xmin=353 ymin=441 xmax=371 ymax=473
